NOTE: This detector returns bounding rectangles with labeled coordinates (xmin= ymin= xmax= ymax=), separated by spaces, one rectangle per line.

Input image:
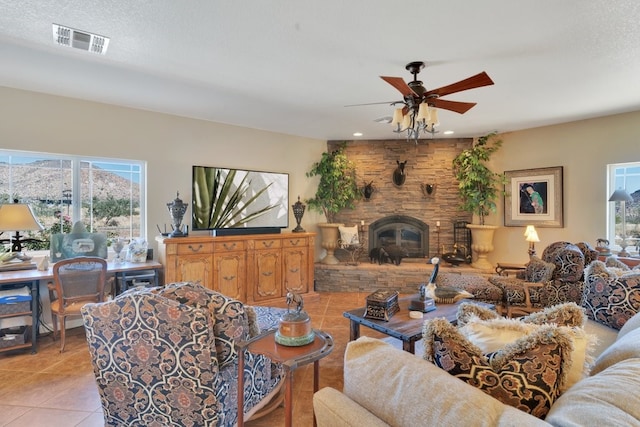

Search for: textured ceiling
xmin=1 ymin=0 xmax=640 ymax=141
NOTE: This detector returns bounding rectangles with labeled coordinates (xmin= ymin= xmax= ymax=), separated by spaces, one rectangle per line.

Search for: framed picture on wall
xmin=504 ymin=166 xmax=563 ymax=227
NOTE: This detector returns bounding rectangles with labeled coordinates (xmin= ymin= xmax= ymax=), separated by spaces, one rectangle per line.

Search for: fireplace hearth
xmin=368 ymin=215 xmax=429 ymax=258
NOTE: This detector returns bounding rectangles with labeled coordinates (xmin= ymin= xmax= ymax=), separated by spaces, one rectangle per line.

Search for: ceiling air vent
xmin=52 ymin=24 xmax=110 ymax=55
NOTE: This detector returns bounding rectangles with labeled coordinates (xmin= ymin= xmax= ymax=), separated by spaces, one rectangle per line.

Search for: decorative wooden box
xmin=364 ymin=289 xmax=399 ymax=321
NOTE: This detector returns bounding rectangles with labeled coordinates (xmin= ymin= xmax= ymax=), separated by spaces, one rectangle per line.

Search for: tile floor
xmin=0 ymin=291 xmax=387 ymax=427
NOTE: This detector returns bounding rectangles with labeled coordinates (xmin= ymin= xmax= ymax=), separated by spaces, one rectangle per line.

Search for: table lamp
xmin=0 ymin=202 xmax=44 ymax=253
xmin=524 ymin=225 xmax=540 ymax=257
xmin=609 ymin=188 xmax=633 ymax=257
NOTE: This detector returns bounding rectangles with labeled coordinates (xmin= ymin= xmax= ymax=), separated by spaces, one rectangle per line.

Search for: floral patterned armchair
xmin=489 ymin=241 xmax=598 ymax=317
xmin=81 ymin=282 xmax=285 ymax=426
xmin=583 ymin=257 xmax=640 ymax=329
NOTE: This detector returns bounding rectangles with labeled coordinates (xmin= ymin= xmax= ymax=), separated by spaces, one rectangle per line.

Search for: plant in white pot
xmin=452 ymin=132 xmax=506 ymax=270
xmin=306 ymin=143 xmax=360 ymax=264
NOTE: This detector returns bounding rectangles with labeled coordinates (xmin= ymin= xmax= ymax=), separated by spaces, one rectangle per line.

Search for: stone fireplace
xmin=369 ymin=215 xmax=429 ymax=258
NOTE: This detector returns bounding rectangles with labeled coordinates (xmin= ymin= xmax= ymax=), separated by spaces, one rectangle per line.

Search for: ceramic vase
xmin=466 ymin=224 xmax=498 ymax=270
xmin=318 ymin=223 xmax=344 ymax=265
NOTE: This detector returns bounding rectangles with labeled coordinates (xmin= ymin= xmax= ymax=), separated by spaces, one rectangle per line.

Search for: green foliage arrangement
xmin=192 ymin=167 xmax=276 ymax=229
xmin=452 ymin=132 xmax=506 ymax=225
xmin=306 ymin=143 xmax=360 ymax=223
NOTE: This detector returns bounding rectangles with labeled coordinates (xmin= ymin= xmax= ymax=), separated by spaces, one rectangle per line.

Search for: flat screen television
xmin=192 ymin=165 xmax=289 ymax=235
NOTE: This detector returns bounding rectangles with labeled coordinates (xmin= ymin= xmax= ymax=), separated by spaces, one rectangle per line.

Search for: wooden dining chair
xmin=48 ymin=256 xmax=108 ymax=352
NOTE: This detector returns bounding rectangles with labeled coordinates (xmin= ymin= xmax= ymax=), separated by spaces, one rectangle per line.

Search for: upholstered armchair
xmin=81 ymin=282 xmax=284 ymax=426
xmin=583 ymin=257 xmax=640 ymax=329
xmin=489 ymin=241 xmax=598 ymax=317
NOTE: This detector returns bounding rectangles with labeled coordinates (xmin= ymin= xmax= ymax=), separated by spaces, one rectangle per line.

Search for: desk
xmin=0 ymin=260 xmax=163 ymax=354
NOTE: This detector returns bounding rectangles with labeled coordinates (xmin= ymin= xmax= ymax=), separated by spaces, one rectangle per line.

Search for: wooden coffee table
xmin=343 ymin=296 xmax=493 ymax=353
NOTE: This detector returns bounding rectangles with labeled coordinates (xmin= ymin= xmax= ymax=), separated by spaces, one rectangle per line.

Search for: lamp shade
xmin=417 ymin=102 xmax=431 ymax=123
xmin=0 ymin=204 xmax=44 ymax=232
xmin=608 ymin=188 xmax=633 ymax=202
xmin=391 ymin=108 xmax=404 ymax=126
xmin=526 ymin=229 xmax=540 ymax=243
xmin=524 ymin=225 xmax=536 ymax=237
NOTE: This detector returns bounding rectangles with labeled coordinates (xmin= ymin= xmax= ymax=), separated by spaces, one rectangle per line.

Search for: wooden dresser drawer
xmin=254 ymin=238 xmax=282 ymax=250
xmin=176 ymin=242 xmax=214 ymax=255
xmin=214 ymin=240 xmax=246 ymax=252
xmin=283 ymin=237 xmax=308 ymax=247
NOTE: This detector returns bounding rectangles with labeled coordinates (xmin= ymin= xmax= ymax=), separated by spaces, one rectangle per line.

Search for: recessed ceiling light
xmin=353 ymin=132 xmax=363 ymax=137
xmin=443 ymin=130 xmax=455 ymax=135
xmin=52 ymin=24 xmax=110 ymax=55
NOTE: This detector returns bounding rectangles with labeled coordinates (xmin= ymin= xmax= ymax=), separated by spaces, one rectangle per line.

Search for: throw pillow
xmin=339 ymin=225 xmax=360 ymax=246
xmin=459 ymin=316 xmax=594 ymax=391
xmin=605 ymin=256 xmax=630 ymax=271
xmin=423 ymin=318 xmax=573 ymax=419
xmin=525 ymin=256 xmax=556 ymax=283
xmin=457 ymin=302 xmax=586 ymax=328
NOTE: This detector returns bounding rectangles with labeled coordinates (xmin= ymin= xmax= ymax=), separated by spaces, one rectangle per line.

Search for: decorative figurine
xmin=292 ymin=196 xmax=306 ymax=233
xmin=275 ymin=290 xmax=315 ymax=346
xmin=392 ymin=160 xmax=407 ymax=186
xmin=167 ymin=192 xmax=188 ymax=237
xmin=363 ymin=181 xmax=375 ymax=200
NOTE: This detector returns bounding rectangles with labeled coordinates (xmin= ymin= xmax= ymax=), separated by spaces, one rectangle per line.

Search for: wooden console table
xmin=157 ymin=233 xmax=317 ymax=305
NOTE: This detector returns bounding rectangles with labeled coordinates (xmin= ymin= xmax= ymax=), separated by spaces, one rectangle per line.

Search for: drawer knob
xmin=223 ymin=243 xmax=236 ymax=250
xmin=262 ymin=241 xmax=274 ymax=248
xmin=188 ymin=244 xmax=203 ymax=253
xmin=223 ymin=275 xmax=236 ymax=281
xmin=289 ymin=239 xmax=300 ymax=246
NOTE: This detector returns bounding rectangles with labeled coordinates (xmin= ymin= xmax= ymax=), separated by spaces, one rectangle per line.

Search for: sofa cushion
xmin=524 ymin=256 xmax=556 ymax=283
xmin=545 ymin=359 xmax=640 ymax=425
xmin=423 ymin=318 xmax=573 ymax=418
xmin=583 ymin=261 xmax=640 ymax=330
xmin=590 ymin=326 xmax=640 ymax=375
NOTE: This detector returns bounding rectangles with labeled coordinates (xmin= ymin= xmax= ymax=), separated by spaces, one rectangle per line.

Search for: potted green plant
xmin=452 ymin=132 xmax=505 ymax=269
xmin=306 ymin=143 xmax=360 ymax=264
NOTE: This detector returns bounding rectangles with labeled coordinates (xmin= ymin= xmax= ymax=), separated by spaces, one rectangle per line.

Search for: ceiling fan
xmin=359 ymin=61 xmax=494 ymax=140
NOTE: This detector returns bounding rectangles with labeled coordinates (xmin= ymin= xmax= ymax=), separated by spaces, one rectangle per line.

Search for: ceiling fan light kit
xmin=380 ymin=61 xmax=494 ymax=141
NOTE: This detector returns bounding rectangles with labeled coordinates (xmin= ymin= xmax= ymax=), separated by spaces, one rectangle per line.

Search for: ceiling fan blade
xmin=380 ymin=76 xmax=418 ymax=97
xmin=344 ymin=100 xmax=400 ymax=107
xmin=429 ymin=98 xmax=477 ymax=114
xmin=426 ymin=72 xmax=494 ymax=98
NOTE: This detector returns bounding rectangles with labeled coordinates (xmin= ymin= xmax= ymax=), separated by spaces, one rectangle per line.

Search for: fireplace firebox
xmin=368 ymin=215 xmax=429 ymax=258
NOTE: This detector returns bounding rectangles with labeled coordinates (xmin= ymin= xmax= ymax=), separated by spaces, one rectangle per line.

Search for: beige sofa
xmin=314 ymin=313 xmax=640 ymax=426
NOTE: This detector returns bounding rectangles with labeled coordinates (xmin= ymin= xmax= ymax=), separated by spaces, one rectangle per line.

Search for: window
xmin=607 ymin=162 xmax=640 ymax=257
xmin=0 ymin=150 xmax=146 ymax=252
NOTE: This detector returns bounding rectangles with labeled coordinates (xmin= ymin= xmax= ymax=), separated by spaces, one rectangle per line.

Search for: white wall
xmin=0 ymin=86 xmax=328 ymax=251
xmin=488 ymin=110 xmax=640 ymax=265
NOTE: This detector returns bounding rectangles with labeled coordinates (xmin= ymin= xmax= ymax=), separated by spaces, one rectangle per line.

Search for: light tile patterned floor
xmin=0 ymin=291 xmax=381 ymax=427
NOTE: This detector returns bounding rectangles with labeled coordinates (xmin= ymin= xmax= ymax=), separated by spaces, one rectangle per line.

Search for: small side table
xmin=237 ymin=329 xmax=333 ymax=427
xmin=495 ymin=262 xmax=526 ymax=276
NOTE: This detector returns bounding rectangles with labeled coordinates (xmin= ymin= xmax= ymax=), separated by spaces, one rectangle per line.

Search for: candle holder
xmin=292 ymin=196 xmax=306 ymax=233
